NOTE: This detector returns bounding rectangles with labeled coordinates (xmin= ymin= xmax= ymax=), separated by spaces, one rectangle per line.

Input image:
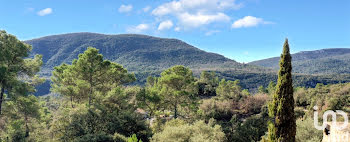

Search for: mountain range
xmin=24 ymin=32 xmax=350 ymax=95
xmin=249 ymin=48 xmax=350 ymax=74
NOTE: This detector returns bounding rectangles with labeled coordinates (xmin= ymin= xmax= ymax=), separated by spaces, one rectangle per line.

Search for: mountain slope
xmin=26 ymin=32 xmax=267 ymax=95
xmin=26 ymin=33 xmax=350 ymax=96
xmin=26 ymin=32 xmax=257 ymax=76
xmin=249 ymin=48 xmax=350 ymax=74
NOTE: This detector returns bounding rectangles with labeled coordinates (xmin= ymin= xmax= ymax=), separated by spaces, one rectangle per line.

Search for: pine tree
xmin=268 ymin=39 xmax=296 ymax=142
xmin=157 ymin=65 xmax=198 ymax=119
xmin=0 ymin=30 xmax=43 ymax=115
xmin=51 ymin=47 xmax=136 ymax=107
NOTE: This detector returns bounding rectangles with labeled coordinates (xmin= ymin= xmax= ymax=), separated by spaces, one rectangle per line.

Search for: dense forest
xmin=1 ymin=30 xmax=349 ymax=142
xmin=24 ymin=33 xmax=350 ymax=96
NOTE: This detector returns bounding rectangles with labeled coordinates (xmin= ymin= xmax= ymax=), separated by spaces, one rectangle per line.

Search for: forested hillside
xmin=25 ymin=32 xmax=266 ymax=95
xmin=26 ymin=33 xmax=350 ymax=96
xmin=249 ymin=48 xmax=350 ymax=74
xmin=26 ymin=32 xmax=259 ymax=75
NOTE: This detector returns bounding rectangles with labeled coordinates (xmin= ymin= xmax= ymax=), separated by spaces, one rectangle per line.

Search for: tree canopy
xmin=0 ymin=30 xmax=44 ymax=141
xmin=51 ymin=47 xmax=136 ymax=107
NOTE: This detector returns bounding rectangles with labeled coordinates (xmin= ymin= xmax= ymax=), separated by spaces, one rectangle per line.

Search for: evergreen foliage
xmin=136 ymin=77 xmax=162 ymax=118
xmin=216 ymin=79 xmax=242 ymax=101
xmin=48 ymin=47 xmax=151 ymax=141
xmin=268 ymin=39 xmax=296 ymax=141
xmin=51 ymin=47 xmax=136 ymax=107
xmin=198 ymin=71 xmax=219 ymax=97
xmin=151 ymin=119 xmax=226 ymax=142
xmin=0 ymin=30 xmax=45 ymax=140
xmin=0 ymin=30 xmax=44 ymax=114
xmin=156 ymin=65 xmax=198 ymax=119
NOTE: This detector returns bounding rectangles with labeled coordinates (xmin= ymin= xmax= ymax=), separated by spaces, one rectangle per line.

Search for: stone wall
xmin=323 ymin=124 xmax=350 ymax=142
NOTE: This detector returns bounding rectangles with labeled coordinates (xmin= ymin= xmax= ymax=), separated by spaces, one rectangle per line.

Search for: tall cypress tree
xmin=268 ymin=39 xmax=296 ymax=142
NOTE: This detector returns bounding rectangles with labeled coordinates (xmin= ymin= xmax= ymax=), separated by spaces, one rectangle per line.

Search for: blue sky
xmin=1 ymin=0 xmax=349 ymax=62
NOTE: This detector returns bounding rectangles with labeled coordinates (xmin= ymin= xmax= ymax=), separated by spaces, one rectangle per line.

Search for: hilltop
xmin=249 ymin=48 xmax=350 ymax=74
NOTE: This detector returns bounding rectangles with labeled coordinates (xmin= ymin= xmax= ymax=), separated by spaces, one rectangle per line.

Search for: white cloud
xmin=232 ymin=16 xmax=272 ymax=28
xmin=126 ymin=24 xmax=149 ymax=33
xmin=174 ymin=27 xmax=181 ymax=32
xmin=158 ymin=20 xmax=174 ymax=30
xmin=143 ymin=6 xmax=151 ymax=12
xmin=178 ymin=12 xmax=230 ymax=28
xmin=152 ymin=0 xmax=242 ymax=16
xmin=151 ymin=1 xmax=180 ymax=16
xmin=37 ymin=8 xmax=52 ymax=16
xmin=205 ymin=30 xmax=220 ymax=36
xmin=119 ymin=4 xmax=133 ymax=13
xmin=152 ymin=0 xmax=241 ymax=29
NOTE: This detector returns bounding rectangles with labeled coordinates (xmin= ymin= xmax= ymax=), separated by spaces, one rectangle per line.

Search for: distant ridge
xmin=249 ymin=48 xmax=350 ymax=74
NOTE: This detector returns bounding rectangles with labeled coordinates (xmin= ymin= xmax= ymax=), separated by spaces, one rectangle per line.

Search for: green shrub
xmin=295 ymin=118 xmax=322 ymax=142
xmin=151 ymin=120 xmax=226 ymax=142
